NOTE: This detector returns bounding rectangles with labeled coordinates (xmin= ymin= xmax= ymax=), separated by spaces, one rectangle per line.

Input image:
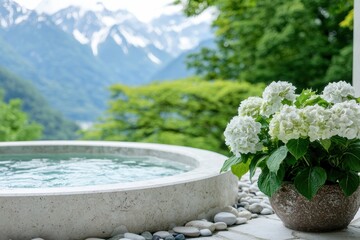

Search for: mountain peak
xmin=0 ymin=0 xmax=30 ymax=27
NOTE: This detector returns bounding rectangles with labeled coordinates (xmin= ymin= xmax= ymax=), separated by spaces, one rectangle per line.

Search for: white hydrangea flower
xmin=322 ymin=81 xmax=355 ymax=104
xmin=330 ymin=100 xmax=360 ymax=139
xmin=269 ymin=105 xmax=307 ymax=143
xmin=261 ymin=81 xmax=296 ymax=117
xmin=263 ymin=81 xmax=296 ymax=103
xmin=224 ymin=116 xmax=263 ymax=155
xmin=238 ymin=97 xmax=264 ymax=118
xmin=260 ymin=101 xmax=283 ymax=117
xmin=302 ymin=105 xmax=333 ymax=142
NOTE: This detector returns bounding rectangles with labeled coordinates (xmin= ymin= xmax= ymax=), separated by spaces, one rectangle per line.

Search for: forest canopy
xmin=83 ymin=78 xmax=264 ymax=154
xmin=177 ymin=0 xmax=353 ymax=90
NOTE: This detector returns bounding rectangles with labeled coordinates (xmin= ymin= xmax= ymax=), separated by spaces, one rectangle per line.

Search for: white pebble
xmin=238 ymin=192 xmax=248 ymax=199
xmin=200 ymin=229 xmax=212 ymax=236
xmin=239 ymin=201 xmax=249 ymax=206
xmin=237 ymin=210 xmax=252 ymax=220
xmin=244 ymin=196 xmax=252 ymax=201
xmin=249 ymin=186 xmax=258 ymax=193
xmin=153 ymin=231 xmax=171 ymax=238
xmin=248 ymin=198 xmax=261 ymax=204
xmin=236 ymin=217 xmax=248 ymax=225
xmin=214 ymin=222 xmax=227 ymax=230
xmin=261 ymin=208 xmax=273 ymax=215
xmin=260 ymin=202 xmax=272 ymax=209
xmin=221 ymin=206 xmax=239 ymax=217
xmin=173 ymin=226 xmax=200 ymax=237
xmin=214 ymin=212 xmax=237 ymax=226
xmin=249 ymin=203 xmax=263 ymax=213
xmin=124 ymin=233 xmax=145 ymax=240
xmin=185 ymin=220 xmax=215 ymax=232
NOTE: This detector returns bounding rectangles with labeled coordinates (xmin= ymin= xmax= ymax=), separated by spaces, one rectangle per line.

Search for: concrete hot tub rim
xmin=0 ymin=141 xmax=238 ymax=240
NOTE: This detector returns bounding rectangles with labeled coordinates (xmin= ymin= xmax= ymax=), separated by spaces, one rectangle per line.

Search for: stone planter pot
xmin=270 ymin=183 xmax=360 ymax=232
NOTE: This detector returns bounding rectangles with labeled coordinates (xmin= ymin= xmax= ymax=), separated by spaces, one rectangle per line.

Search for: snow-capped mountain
xmin=0 ymin=0 xmax=30 ymax=27
xmin=49 ymin=3 xmax=213 ymax=58
xmin=0 ymin=0 xmax=214 ymax=121
xmin=50 ymin=4 xmax=140 ymax=56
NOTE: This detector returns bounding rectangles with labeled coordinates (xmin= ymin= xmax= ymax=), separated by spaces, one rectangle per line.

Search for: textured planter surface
xmin=270 ymin=183 xmax=360 ymax=232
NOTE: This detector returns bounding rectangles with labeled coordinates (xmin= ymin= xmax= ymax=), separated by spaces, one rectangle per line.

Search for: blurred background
xmin=0 ymin=0 xmax=354 ymax=155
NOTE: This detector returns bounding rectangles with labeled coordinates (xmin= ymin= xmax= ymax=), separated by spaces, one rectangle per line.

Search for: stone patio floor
xmin=193 ymin=210 xmax=360 ymax=240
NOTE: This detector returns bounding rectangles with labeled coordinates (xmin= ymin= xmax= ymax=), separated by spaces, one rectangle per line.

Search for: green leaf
xmin=294 ymin=89 xmax=314 ymax=108
xmin=285 ymin=155 xmax=297 ymax=165
xmin=282 ymin=99 xmax=293 ymax=106
xmin=249 ymin=155 xmax=267 ymax=180
xmin=257 ymin=167 xmax=282 ymax=197
xmin=277 ymin=164 xmax=285 ymax=181
xmin=231 ymin=160 xmax=251 ymax=179
xmin=267 ymin=146 xmax=288 ymax=173
xmin=294 ymin=167 xmax=327 ymax=200
xmin=331 ymin=136 xmax=348 ymax=147
xmin=304 ymin=96 xmax=330 ymax=108
xmin=339 ymin=172 xmax=360 ymax=196
xmin=220 ymin=155 xmax=242 ymax=173
xmin=319 ymin=139 xmax=331 ymax=151
xmin=327 ymin=168 xmax=344 ymax=183
xmin=256 ymin=115 xmax=269 ymax=128
xmin=342 ymin=142 xmax=360 ymax=172
xmin=286 ymin=138 xmax=309 ymax=160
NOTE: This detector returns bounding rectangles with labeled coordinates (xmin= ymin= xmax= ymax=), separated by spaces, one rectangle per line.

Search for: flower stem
xmin=303 ymin=156 xmax=311 ymax=166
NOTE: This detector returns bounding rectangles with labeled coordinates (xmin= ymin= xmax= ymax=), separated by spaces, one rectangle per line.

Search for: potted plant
xmin=221 ymin=81 xmax=360 ymax=232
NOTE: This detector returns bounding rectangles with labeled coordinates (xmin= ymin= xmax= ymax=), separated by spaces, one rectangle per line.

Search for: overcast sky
xmin=13 ymin=0 xmax=181 ymax=22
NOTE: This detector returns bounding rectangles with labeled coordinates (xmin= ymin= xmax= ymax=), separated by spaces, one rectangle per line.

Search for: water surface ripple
xmin=0 ymin=154 xmax=192 ymax=188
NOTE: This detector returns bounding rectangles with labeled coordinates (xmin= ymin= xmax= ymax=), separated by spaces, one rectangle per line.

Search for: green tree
xmin=83 ymin=77 xmax=264 ymax=154
xmin=0 ymin=66 xmax=79 ymax=140
xmin=0 ymin=91 xmax=42 ymax=141
xmin=178 ymin=0 xmax=353 ymax=90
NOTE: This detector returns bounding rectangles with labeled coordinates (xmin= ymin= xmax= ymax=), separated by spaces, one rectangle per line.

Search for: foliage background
xmin=180 ymin=0 xmax=353 ymax=90
xmin=0 ymin=90 xmax=42 ymax=141
xmin=83 ymin=78 xmax=264 ymax=154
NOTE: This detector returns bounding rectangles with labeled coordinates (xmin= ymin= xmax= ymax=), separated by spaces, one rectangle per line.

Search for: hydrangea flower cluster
xmin=331 ymin=100 xmax=360 ymax=139
xmin=261 ymin=81 xmax=296 ymax=117
xmin=322 ymin=81 xmax=355 ymax=103
xmin=269 ymin=105 xmax=307 ymax=143
xmin=224 ymin=116 xmax=263 ymax=155
xmin=224 ymin=80 xmax=360 ymax=155
xmin=223 ymin=80 xmax=360 ymax=200
xmin=238 ymin=97 xmax=263 ymax=118
xmin=302 ymin=105 xmax=333 ymax=142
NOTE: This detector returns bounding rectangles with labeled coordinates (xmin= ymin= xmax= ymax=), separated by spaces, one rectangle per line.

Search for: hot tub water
xmin=0 ymin=154 xmax=193 ymax=188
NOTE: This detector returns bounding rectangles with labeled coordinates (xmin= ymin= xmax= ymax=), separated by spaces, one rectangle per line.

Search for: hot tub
xmin=0 ymin=141 xmax=237 ymax=240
